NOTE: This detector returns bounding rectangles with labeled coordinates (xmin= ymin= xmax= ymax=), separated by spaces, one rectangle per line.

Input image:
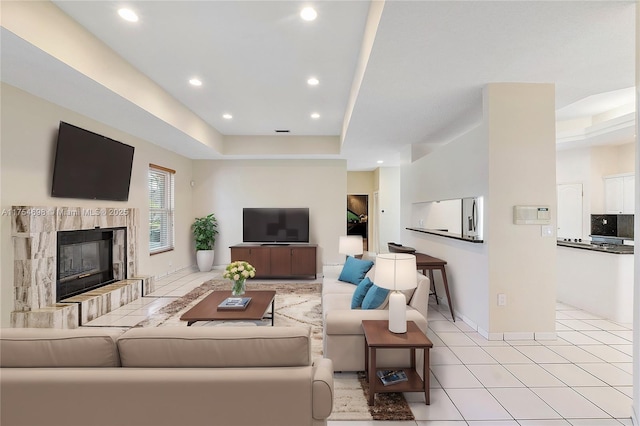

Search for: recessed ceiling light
xmin=118 ymin=8 xmax=138 ymax=22
xmin=300 ymin=7 xmax=317 ymax=21
xmin=222 ymin=113 xmax=233 ymax=120
xmin=311 ymin=113 xmax=320 ymax=119
xmin=189 ymin=78 xmax=202 ymax=87
xmin=377 ymin=160 xmax=384 ymax=164
xmin=307 ymin=77 xmax=319 ymax=86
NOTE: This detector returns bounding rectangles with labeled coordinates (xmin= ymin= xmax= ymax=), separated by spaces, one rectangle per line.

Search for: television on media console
xmin=243 ymin=208 xmax=310 ymax=244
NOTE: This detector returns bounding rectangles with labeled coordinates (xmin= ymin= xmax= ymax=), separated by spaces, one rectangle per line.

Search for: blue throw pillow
xmin=351 ymin=277 xmax=374 ymax=309
xmin=338 ymin=256 xmax=374 ymax=285
xmin=362 ymin=284 xmax=390 ymax=310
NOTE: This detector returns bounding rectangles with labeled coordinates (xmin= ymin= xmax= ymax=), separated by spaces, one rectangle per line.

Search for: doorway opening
xmin=347 ymin=194 xmax=368 ymax=252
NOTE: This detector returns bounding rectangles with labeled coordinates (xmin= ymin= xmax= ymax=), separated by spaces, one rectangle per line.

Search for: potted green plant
xmin=192 ymin=213 xmax=219 ymax=272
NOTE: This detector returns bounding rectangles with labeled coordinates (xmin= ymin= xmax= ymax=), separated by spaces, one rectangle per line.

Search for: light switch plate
xmin=541 ymin=225 xmax=553 ymax=237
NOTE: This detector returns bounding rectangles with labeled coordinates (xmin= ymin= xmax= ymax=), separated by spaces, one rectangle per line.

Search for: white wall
xmin=591 ymin=145 xmax=623 ymax=214
xmin=191 ymin=159 xmax=346 ymax=270
xmin=557 ymin=142 xmax=636 ymax=240
xmin=557 ymin=147 xmax=592 ymax=240
xmin=401 ymin=124 xmax=490 ymax=332
xmin=412 ymin=199 xmax=462 ymax=235
xmin=0 ymin=84 xmax=194 ymax=326
xmin=377 ymin=167 xmax=401 ymax=253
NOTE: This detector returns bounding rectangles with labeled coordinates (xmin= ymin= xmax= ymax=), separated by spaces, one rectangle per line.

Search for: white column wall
xmin=485 ymin=83 xmax=557 ymax=337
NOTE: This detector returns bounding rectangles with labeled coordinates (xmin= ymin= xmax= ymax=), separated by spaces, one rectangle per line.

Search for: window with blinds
xmin=149 ymin=164 xmax=175 ymax=254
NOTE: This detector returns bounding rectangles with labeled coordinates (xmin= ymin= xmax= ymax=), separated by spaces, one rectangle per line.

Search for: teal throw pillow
xmin=338 ymin=256 xmax=374 ymax=285
xmin=351 ymin=277 xmax=374 ymax=309
xmin=362 ymin=284 xmax=390 ymax=310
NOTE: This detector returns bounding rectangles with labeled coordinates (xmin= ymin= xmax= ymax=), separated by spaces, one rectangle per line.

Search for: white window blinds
xmin=149 ymin=164 xmax=175 ymax=254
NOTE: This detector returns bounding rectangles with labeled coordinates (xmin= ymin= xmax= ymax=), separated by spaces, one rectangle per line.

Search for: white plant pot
xmin=196 ymin=250 xmax=215 ymax=272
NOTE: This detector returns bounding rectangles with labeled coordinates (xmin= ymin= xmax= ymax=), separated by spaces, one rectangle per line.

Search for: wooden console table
xmin=230 ymin=244 xmax=317 ymax=279
xmin=414 ymin=253 xmax=455 ymax=322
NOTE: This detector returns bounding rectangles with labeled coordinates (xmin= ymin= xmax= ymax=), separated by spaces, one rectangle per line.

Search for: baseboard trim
xmin=504 ymin=332 xmax=534 ymax=341
xmin=461 ymin=315 xmax=478 ymax=332
xmin=535 ymin=331 xmax=557 ymax=341
xmin=477 ymin=326 xmax=504 ymax=341
xmin=154 ymin=265 xmax=195 ymax=280
xmin=473 ymin=328 xmax=559 ymax=342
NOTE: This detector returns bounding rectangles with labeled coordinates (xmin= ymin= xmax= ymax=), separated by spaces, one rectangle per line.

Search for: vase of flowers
xmin=223 ymin=261 xmax=256 ymax=296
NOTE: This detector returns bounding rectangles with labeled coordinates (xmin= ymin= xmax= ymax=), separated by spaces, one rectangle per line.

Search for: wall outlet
xmin=497 ymin=293 xmax=507 ymax=306
xmin=541 ymin=225 xmax=553 ymax=237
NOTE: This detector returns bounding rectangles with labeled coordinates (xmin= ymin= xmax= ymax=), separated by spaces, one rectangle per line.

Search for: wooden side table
xmin=362 ymin=320 xmax=433 ymax=406
xmin=414 ymin=252 xmax=455 ymax=321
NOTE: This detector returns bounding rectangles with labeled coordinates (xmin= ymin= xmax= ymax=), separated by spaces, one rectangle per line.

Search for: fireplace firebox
xmin=56 ymin=229 xmax=115 ymax=301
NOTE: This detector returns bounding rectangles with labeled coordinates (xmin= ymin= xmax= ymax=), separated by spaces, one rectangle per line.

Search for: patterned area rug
xmin=135 ymin=279 xmax=414 ymax=421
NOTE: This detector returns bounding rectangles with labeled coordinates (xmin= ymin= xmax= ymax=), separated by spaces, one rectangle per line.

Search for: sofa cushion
xmin=351 ymin=277 xmax=374 ymax=308
xmin=322 ymin=293 xmax=353 ymax=321
xmin=322 ymin=277 xmax=359 ymax=296
xmin=325 ymin=308 xmax=426 ymax=335
xmin=0 ymin=328 xmax=123 ymax=367
xmin=338 ymin=256 xmax=374 ymax=285
xmin=362 ymin=284 xmax=390 ymax=309
xmin=117 ymin=326 xmax=311 ymax=368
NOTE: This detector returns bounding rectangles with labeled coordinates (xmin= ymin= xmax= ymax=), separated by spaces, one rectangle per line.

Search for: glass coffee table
xmin=180 ymin=290 xmax=276 ymax=326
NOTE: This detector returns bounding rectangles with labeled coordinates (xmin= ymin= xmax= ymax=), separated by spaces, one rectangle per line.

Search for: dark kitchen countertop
xmin=406 ymin=227 xmax=484 ymax=243
xmin=557 ymin=240 xmax=634 ymax=254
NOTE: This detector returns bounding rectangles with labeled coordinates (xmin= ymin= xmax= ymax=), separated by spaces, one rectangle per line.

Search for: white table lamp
xmin=374 ymin=253 xmax=417 ymax=333
xmin=338 ymin=235 xmax=363 ymax=258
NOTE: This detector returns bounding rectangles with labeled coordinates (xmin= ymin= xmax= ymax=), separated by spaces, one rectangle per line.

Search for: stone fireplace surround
xmin=11 ymin=206 xmax=152 ymax=328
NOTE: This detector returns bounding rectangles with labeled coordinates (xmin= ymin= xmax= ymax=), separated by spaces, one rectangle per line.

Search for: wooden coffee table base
xmin=180 ymin=290 xmax=276 ymax=326
xmin=362 ymin=320 xmax=433 ymax=406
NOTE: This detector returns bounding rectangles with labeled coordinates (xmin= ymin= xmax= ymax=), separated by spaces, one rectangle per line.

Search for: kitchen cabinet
xmin=230 ymin=244 xmax=317 ymax=278
xmin=604 ymin=174 xmax=634 ymax=214
xmin=557 ymin=245 xmax=633 ymax=323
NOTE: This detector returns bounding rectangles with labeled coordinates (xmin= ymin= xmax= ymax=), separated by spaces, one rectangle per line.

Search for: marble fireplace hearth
xmin=11 ymin=206 xmax=153 ymax=328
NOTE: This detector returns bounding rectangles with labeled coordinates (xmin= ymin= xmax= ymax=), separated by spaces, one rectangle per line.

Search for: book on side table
xmin=217 ymin=297 xmax=251 ymax=310
xmin=377 ymin=370 xmax=408 ymax=386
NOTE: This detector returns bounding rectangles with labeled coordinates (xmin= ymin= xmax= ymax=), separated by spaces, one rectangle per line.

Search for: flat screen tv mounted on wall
xmin=51 ymin=122 xmax=135 ymax=201
xmin=243 ymin=208 xmax=310 ymax=244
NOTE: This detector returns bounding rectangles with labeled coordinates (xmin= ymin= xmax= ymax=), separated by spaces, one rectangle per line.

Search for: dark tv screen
xmin=51 ymin=122 xmax=135 ymax=201
xmin=243 ymin=208 xmax=310 ymax=243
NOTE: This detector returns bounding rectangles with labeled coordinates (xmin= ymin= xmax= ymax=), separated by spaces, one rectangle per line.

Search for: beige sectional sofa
xmin=0 ymin=326 xmax=333 ymax=426
xmin=322 ymin=264 xmax=430 ymax=372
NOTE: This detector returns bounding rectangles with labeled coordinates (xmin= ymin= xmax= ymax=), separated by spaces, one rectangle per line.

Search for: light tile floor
xmin=84 ymin=269 xmax=635 ymax=426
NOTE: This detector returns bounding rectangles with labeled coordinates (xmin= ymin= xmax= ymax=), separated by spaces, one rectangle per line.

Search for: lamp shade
xmin=374 ymin=253 xmax=417 ymax=291
xmin=338 ymin=235 xmax=363 ymax=256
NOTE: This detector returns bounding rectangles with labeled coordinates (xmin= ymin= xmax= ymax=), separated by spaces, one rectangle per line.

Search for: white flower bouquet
xmin=222 ymin=261 xmax=256 ymax=295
